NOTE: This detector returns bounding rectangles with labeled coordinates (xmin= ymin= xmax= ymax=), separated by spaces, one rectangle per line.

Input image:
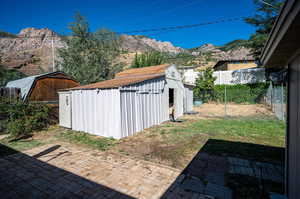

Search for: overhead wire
xmin=0 ymin=16 xmax=248 ymax=39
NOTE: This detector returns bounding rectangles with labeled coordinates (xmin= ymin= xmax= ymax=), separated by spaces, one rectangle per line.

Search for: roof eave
xmin=261 ymin=0 xmax=300 ymax=68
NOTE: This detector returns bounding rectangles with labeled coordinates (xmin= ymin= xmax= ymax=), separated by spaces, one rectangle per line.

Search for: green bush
xmin=213 ymin=83 xmax=268 ymax=104
xmin=0 ymin=98 xmax=50 ymax=139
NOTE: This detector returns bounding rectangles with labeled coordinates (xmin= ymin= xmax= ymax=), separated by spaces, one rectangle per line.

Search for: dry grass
xmin=110 ymin=103 xmax=285 ymax=169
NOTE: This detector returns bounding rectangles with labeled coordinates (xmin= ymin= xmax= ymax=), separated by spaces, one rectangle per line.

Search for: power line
xmin=0 ymin=16 xmax=248 ymax=39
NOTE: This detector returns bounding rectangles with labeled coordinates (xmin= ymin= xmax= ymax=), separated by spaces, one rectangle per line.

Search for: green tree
xmin=131 ymin=51 xmax=166 ymax=68
xmin=194 ymin=67 xmax=216 ymax=101
xmin=57 ymin=13 xmax=121 ymax=85
xmin=0 ymin=57 xmax=26 ymax=86
xmin=245 ymin=0 xmax=284 ymax=57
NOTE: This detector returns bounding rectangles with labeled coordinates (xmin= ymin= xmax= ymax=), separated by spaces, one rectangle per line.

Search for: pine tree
xmin=245 ymin=0 xmax=284 ymax=57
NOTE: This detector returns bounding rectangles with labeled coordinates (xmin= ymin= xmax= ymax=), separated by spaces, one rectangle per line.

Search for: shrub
xmin=213 ymin=83 xmax=269 ymax=104
xmin=131 ymin=51 xmax=166 ymax=68
xmin=1 ymin=98 xmax=50 ymax=139
xmin=194 ymin=68 xmax=216 ymax=102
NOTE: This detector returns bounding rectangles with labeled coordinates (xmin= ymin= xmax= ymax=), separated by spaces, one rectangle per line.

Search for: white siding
xmin=184 ymin=87 xmax=193 ymax=113
xmin=59 ymin=91 xmax=72 ymax=128
xmin=166 ymin=65 xmax=184 ymax=118
xmin=120 ymin=77 xmax=168 ymax=137
xmin=182 ymin=68 xmax=266 ymax=85
xmin=71 ymin=89 xmax=122 ymax=139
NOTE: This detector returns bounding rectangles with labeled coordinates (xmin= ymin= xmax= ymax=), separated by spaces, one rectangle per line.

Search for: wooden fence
xmin=0 ymin=87 xmax=21 ymax=100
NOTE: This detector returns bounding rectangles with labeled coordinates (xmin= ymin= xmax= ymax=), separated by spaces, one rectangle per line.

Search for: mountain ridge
xmin=0 ymin=28 xmax=254 ymax=76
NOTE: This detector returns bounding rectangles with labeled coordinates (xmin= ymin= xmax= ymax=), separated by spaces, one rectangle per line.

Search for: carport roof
xmin=260 ymin=0 xmax=300 ymax=68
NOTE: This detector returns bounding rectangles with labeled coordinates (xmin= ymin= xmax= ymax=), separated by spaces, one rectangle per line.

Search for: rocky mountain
xmin=0 ymin=28 xmax=65 ymax=75
xmin=120 ymin=35 xmax=184 ymax=54
xmin=0 ymin=27 xmax=253 ymax=76
xmin=190 ymin=43 xmax=254 ymax=61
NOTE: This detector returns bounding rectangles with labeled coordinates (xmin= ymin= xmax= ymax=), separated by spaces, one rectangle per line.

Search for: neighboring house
xmin=213 ymin=68 xmax=266 ymax=85
xmin=179 ymin=65 xmax=265 ymax=85
xmin=6 ymin=71 xmax=79 ymax=102
xmin=260 ymin=0 xmax=300 ymax=198
xmin=213 ymin=59 xmax=257 ymax=71
xmin=59 ymin=64 xmax=193 ymax=139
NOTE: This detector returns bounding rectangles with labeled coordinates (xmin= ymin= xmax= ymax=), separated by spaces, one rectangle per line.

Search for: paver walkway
xmin=0 ymin=144 xmax=212 ymax=199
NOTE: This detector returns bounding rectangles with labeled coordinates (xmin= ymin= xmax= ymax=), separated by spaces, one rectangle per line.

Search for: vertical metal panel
xmin=183 ymin=86 xmax=194 ymax=113
xmin=287 ymin=55 xmax=300 ymax=199
xmin=58 ymin=91 xmax=72 ymax=128
xmin=70 ymin=89 xmax=122 ymax=139
xmin=120 ymin=77 xmax=169 ymax=137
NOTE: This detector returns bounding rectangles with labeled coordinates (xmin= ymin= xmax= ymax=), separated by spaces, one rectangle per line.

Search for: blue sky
xmin=0 ymin=0 xmax=257 ymax=48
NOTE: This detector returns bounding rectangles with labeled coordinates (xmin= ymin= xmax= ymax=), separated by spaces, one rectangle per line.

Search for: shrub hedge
xmin=0 ymin=98 xmax=50 ymax=139
xmin=214 ymin=83 xmax=269 ymax=104
xmin=196 ymin=83 xmax=269 ymax=104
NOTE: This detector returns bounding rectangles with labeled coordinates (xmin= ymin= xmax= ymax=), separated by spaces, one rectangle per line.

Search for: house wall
xmin=287 ymin=54 xmax=300 ymax=199
xmin=120 ymin=77 xmax=168 ymax=137
xmin=29 ymin=77 xmax=79 ymax=101
xmin=214 ymin=61 xmax=257 ymax=71
xmin=70 ymin=89 xmax=122 ymax=139
xmin=165 ymin=65 xmax=184 ymax=118
xmin=227 ymin=62 xmax=257 ymax=71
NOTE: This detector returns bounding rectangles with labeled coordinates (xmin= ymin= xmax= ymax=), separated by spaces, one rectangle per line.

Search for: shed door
xmin=59 ymin=92 xmax=72 ymax=128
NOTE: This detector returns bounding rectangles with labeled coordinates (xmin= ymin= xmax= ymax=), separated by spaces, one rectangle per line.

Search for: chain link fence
xmin=264 ymin=82 xmax=287 ymax=121
xmin=194 ymin=82 xmax=287 ymax=120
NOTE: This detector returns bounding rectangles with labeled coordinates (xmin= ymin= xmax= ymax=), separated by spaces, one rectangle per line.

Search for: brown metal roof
xmin=69 ymin=64 xmax=171 ymax=90
xmin=115 ymin=64 xmax=170 ymax=78
xmin=69 ymin=74 xmax=164 ymax=90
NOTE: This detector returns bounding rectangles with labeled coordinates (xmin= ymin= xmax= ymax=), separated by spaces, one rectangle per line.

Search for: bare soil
xmin=191 ymin=103 xmax=275 ymax=119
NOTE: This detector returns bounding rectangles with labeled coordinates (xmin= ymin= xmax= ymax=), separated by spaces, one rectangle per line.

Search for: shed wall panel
xmin=71 ymin=89 xmax=121 ymax=139
xmin=120 ymin=77 xmax=168 ymax=137
xmin=184 ymin=87 xmax=193 ymax=112
xmin=59 ymin=92 xmax=72 ymax=128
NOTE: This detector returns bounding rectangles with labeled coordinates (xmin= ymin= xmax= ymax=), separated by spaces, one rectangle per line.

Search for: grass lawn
xmin=113 ymin=115 xmax=285 ymax=168
xmin=0 ymin=136 xmax=43 ymax=157
xmin=0 ymin=104 xmax=286 ymax=170
xmin=56 ymin=130 xmax=117 ymax=151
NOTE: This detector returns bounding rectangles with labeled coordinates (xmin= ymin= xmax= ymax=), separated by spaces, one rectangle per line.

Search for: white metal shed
xmin=59 ymin=64 xmax=189 ymax=139
xmin=183 ymin=84 xmax=194 ymax=113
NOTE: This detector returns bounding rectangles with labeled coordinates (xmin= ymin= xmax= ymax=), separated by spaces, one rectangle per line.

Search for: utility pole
xmin=51 ymin=32 xmax=55 ymax=72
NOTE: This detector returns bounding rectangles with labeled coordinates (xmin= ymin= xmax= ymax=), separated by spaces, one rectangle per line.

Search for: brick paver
xmin=0 ymin=144 xmax=212 ymax=199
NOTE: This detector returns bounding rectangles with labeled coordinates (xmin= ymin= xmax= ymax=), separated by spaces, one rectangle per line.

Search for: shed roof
xmin=6 ymin=71 xmax=75 ymax=100
xmin=115 ymin=64 xmax=170 ymax=78
xmin=69 ymin=64 xmax=171 ymax=90
xmin=69 ymin=74 xmax=164 ymax=90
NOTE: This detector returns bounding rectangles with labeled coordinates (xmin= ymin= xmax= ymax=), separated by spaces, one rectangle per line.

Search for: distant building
xmin=59 ymin=64 xmax=193 ymax=139
xmin=213 ymin=59 xmax=257 ymax=71
xmin=6 ymin=71 xmax=79 ymax=102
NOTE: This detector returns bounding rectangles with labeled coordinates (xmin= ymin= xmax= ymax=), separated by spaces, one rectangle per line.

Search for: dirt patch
xmin=190 ymin=103 xmax=274 ymax=119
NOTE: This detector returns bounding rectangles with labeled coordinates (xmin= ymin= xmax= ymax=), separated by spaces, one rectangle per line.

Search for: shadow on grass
xmin=201 ymin=139 xmax=285 ymax=163
xmin=0 ymin=144 xmax=135 ymax=199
